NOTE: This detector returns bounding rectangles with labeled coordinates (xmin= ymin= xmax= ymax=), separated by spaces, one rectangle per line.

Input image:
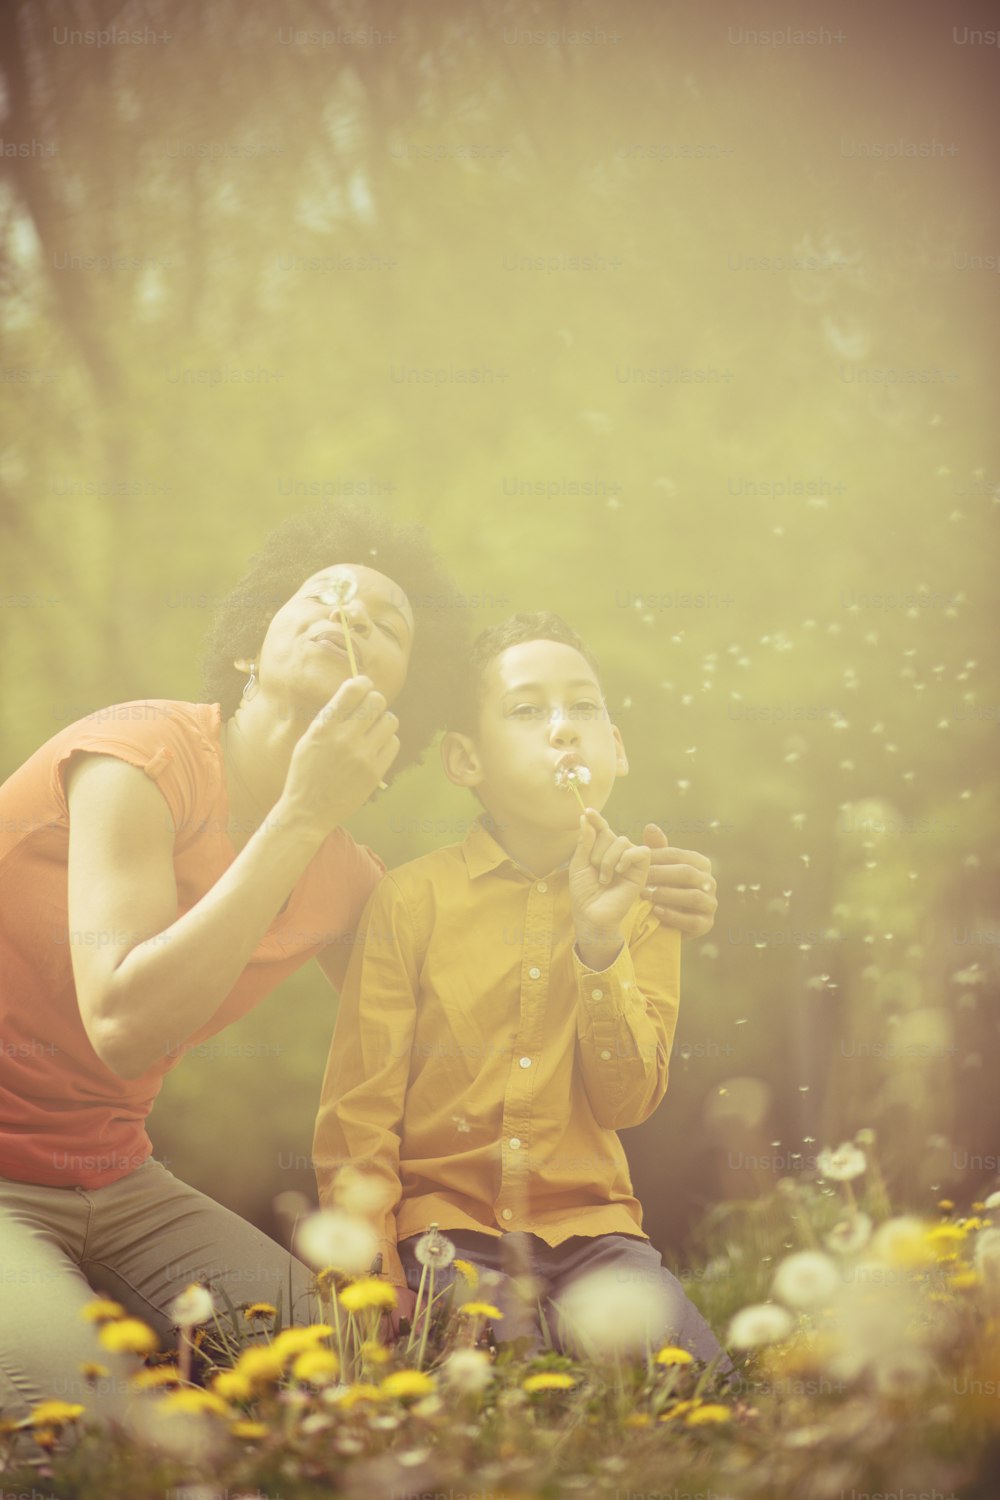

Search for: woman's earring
xmin=242 ymin=662 xmax=258 ymax=702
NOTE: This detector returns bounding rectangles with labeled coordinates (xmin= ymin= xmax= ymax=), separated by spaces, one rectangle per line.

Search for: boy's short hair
xmin=447 ymin=611 xmax=602 ymax=736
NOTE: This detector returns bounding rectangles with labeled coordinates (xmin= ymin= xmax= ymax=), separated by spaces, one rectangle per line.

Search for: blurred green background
xmin=1 ymin=0 xmax=998 ymax=1257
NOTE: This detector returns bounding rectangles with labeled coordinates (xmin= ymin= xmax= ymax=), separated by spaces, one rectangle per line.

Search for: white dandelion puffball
xmin=413 ymin=1225 xmax=456 ymax=1269
xmin=318 ymin=568 xmax=358 ymax=608
xmin=441 ymin=1348 xmax=494 ymax=1394
xmin=771 ymin=1251 xmax=840 ymax=1310
xmin=554 ymin=755 xmax=592 ymax=791
xmin=295 ymin=1209 xmax=378 ymax=1274
xmin=817 ymin=1142 xmax=867 ymax=1182
xmin=825 ymin=1213 xmax=873 ymax=1257
xmin=333 ymin=1165 xmax=395 ymax=1219
xmin=727 ymin=1303 xmax=795 ymax=1350
xmin=982 ymin=1190 xmax=1000 ymax=1210
xmin=167 ymin=1283 xmax=216 ymax=1328
xmin=553 ymin=1266 xmax=676 ymax=1359
xmin=974 ymin=1227 xmax=1000 ymax=1281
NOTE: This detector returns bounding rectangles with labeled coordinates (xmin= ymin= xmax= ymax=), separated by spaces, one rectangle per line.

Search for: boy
xmin=313 ymin=613 xmax=732 ymax=1372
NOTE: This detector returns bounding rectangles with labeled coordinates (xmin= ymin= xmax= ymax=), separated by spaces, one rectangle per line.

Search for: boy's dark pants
xmin=399 ymin=1228 xmax=735 ymax=1381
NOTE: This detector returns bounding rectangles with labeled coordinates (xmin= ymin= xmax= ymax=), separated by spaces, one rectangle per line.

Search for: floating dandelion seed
xmin=554 ymin=754 xmax=592 ymax=814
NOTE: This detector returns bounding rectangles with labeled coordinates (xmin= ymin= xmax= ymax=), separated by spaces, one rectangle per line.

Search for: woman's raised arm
xmin=65 ymin=676 xmax=398 ymax=1081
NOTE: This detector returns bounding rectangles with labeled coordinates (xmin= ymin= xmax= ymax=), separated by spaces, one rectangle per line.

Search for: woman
xmin=0 ymin=504 xmax=717 ymax=1432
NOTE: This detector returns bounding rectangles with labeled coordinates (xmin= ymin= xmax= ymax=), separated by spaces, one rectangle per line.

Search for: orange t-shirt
xmin=0 ymin=700 xmax=385 ymax=1189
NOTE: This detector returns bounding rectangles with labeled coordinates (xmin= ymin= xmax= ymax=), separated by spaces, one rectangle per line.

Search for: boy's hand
xmin=643 ymin=823 xmax=718 ymax=937
xmin=569 ymin=809 xmax=651 ymax=970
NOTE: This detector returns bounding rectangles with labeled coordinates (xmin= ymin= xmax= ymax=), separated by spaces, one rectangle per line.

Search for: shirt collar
xmin=461 ymin=816 xmax=572 ymax=883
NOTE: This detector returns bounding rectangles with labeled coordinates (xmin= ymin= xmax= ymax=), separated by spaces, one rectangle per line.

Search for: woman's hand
xmin=569 ymin=809 xmax=651 ymax=970
xmin=642 ymin=822 xmax=718 ymax=937
xmin=279 ymin=675 xmax=400 ymax=836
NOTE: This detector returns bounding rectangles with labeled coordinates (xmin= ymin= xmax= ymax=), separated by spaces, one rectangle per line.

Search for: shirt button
xmin=501 ymin=1208 xmax=513 ymax=1221
xmin=600 ymin=1049 xmax=612 ymax=1060
xmin=536 ymin=881 xmax=548 ymax=893
xmin=509 ymin=1137 xmax=521 ymax=1149
xmin=519 ymin=1056 xmax=532 ymax=1069
xmin=591 ymin=988 xmax=604 ymax=1000
xmin=528 ymin=966 xmax=541 ymax=980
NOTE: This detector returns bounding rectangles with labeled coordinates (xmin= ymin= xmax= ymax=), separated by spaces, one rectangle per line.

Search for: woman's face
xmin=251 ymin=564 xmax=415 ymax=716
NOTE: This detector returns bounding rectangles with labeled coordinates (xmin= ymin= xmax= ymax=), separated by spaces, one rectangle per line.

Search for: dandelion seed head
xmin=317 ymin=567 xmax=358 ymax=608
xmin=817 ymin=1143 xmax=867 ymax=1182
xmin=554 ymin=754 xmax=592 ymax=790
xmin=727 ymin=1303 xmax=794 ymax=1349
xmin=413 ymin=1225 xmax=456 ymax=1269
xmin=296 ymin=1209 xmax=378 ymax=1275
xmin=772 ymin=1251 xmax=840 ymax=1309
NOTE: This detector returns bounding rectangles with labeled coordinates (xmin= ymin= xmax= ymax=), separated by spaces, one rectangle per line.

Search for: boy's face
xmin=446 ymin=638 xmax=629 ymax=829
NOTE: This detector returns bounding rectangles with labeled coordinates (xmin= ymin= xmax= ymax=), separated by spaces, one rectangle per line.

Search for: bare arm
xmin=65 ymin=677 xmax=398 ymax=1080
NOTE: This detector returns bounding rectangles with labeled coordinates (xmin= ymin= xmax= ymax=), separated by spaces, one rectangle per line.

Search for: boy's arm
xmin=573 ymin=906 xmax=681 ymax=1131
xmin=312 ymin=874 xmax=419 ymax=1288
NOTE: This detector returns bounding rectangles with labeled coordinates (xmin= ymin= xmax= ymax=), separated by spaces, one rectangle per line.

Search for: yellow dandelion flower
xmin=625 ymin=1413 xmax=652 ymax=1427
xmin=292 ymin=1348 xmax=340 ymax=1384
xmin=236 ymin=1346 xmax=285 ymax=1386
xmin=314 ymin=1266 xmax=349 ymax=1298
xmin=685 ymin=1403 xmax=732 ymax=1425
xmin=29 ymin=1401 xmax=85 ymax=1428
xmin=972 ymin=1201 xmax=986 ymax=1212
xmin=453 ymin=1259 xmax=480 ymax=1289
xmin=98 ymin=1319 xmax=159 ymax=1356
xmin=212 ymin=1368 xmax=254 ymax=1402
xmin=32 ymin=1427 xmax=57 ymax=1451
xmin=962 ymin=1217 xmax=986 ymax=1231
xmin=938 ymin=1199 xmax=955 ymax=1212
xmin=359 ymin=1340 xmax=390 ymax=1366
xmin=80 ymin=1298 xmax=125 ymax=1324
xmin=160 ymin=1388 xmax=230 ymax=1417
xmin=243 ymin=1302 xmax=278 ymax=1322
xmin=660 ymin=1400 xmax=696 ymax=1421
xmin=335 ymin=1382 xmax=382 ymax=1408
xmin=380 ymin=1370 xmax=436 ymax=1400
xmin=339 ymin=1279 xmax=397 ymax=1313
xmin=231 ymin=1419 xmax=268 ymax=1439
xmin=926 ymin=1224 xmax=966 ymax=1247
xmin=457 ymin=1302 xmax=503 ymax=1319
xmin=656 ymin=1345 xmax=694 ymax=1366
xmin=949 ymin=1269 xmax=980 ymax=1290
xmin=78 ymin=1362 xmax=110 ymax=1382
xmin=130 ymin=1366 xmax=181 ymax=1390
xmin=522 ymin=1372 xmax=576 ymax=1393
xmin=271 ymin=1325 xmax=334 ymax=1363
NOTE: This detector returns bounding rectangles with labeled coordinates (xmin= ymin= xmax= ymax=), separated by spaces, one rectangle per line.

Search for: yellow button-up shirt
xmin=313 ymin=818 xmax=681 ymax=1287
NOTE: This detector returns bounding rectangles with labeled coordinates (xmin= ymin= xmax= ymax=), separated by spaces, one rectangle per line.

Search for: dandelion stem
xmin=178 ymin=1328 xmax=192 ymax=1384
xmin=337 ymin=606 xmax=359 ymax=677
xmin=415 ymin=1266 xmax=436 ymax=1369
xmin=407 ymin=1261 xmax=429 ymax=1356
